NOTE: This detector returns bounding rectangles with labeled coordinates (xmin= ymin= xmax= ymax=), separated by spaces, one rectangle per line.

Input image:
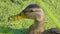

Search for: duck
xmin=8 ymin=4 xmax=45 ymax=34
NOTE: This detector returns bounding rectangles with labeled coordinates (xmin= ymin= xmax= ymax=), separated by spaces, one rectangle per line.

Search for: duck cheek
xmin=26 ymin=14 xmax=34 ymax=19
xmin=25 ymin=14 xmax=31 ymax=18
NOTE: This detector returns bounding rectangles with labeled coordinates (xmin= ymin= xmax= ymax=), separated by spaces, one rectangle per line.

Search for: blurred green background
xmin=0 ymin=0 xmax=60 ymax=34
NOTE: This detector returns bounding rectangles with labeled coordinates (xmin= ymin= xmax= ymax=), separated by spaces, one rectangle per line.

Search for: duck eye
xmin=26 ymin=10 xmax=34 ymax=13
xmin=30 ymin=10 xmax=34 ymax=12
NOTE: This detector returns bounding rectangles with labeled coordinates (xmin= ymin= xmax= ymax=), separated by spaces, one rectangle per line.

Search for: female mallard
xmin=21 ymin=4 xmax=60 ymax=34
xmin=8 ymin=4 xmax=45 ymax=34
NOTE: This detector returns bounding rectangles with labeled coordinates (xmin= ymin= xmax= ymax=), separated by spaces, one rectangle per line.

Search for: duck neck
xmin=34 ymin=19 xmax=44 ymax=26
xmin=33 ymin=18 xmax=45 ymax=32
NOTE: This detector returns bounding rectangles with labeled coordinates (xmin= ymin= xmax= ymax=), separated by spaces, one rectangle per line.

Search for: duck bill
xmin=8 ymin=12 xmax=26 ymax=21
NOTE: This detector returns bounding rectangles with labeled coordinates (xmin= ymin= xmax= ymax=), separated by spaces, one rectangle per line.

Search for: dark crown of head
xmin=27 ymin=4 xmax=40 ymax=8
xmin=23 ymin=4 xmax=40 ymax=13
